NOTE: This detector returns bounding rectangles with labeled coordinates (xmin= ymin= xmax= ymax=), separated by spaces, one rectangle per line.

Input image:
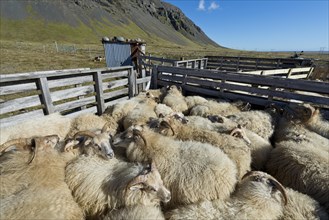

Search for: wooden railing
xmin=151 ymin=66 xmax=329 ymax=109
xmin=206 ymin=56 xmax=314 ymax=72
xmin=243 ymin=67 xmax=314 ymax=79
xmin=0 ymin=67 xmax=150 ymax=128
xmin=138 ymin=55 xmax=207 ymax=70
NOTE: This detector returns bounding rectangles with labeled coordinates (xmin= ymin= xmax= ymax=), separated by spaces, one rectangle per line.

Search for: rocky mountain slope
xmin=0 ymin=0 xmax=220 ymax=47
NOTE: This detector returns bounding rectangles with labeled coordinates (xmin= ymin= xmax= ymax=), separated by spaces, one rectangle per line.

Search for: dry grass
xmin=0 ymin=39 xmax=328 ymax=80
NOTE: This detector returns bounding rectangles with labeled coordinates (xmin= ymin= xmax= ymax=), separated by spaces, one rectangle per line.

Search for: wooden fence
xmin=243 ymin=67 xmax=314 ymax=79
xmin=0 ymin=67 xmax=150 ymax=128
xmin=151 ymin=66 xmax=329 ymax=109
xmin=138 ymin=55 xmax=207 ymax=70
xmin=206 ymin=56 xmax=314 ymax=72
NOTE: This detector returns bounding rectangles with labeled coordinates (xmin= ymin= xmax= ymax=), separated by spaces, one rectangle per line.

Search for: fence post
xmin=93 ymin=71 xmax=105 ymax=115
xmin=203 ymin=58 xmax=208 ymax=69
xmin=54 ymin=41 xmax=58 ymax=53
xmin=306 ymin=67 xmax=314 ymax=79
xmin=36 ymin=77 xmax=54 ymax=115
xmin=151 ymin=65 xmax=158 ymax=89
xmin=287 ymin=69 xmax=293 ymax=78
xmin=128 ymin=67 xmax=137 ymax=98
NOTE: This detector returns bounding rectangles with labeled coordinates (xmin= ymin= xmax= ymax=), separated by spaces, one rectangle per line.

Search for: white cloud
xmin=208 ymin=1 xmax=219 ymax=11
xmin=198 ymin=0 xmax=206 ymax=11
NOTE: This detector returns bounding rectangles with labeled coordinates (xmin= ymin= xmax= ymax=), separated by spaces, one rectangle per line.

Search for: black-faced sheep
xmin=0 ymin=135 xmax=84 ymax=219
xmin=157 ymin=114 xmax=251 ymax=179
xmin=166 ymin=171 xmax=287 ymax=220
xmin=112 ymin=125 xmax=238 ymax=209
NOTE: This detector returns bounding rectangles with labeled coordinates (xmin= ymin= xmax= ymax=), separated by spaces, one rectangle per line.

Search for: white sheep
xmin=166 ymin=171 xmax=287 ymax=220
xmin=162 ymin=85 xmax=189 ymax=114
xmin=65 ymin=154 xmax=170 ymax=218
xmin=188 ymin=115 xmax=273 ymax=170
xmin=284 ymin=103 xmax=329 ymax=139
xmin=226 ymin=107 xmax=280 ymax=140
xmin=189 ymin=99 xmax=242 ymax=117
xmin=122 ymin=98 xmax=158 ymax=130
xmin=113 ymin=125 xmax=238 ymax=209
xmin=157 ymin=114 xmax=251 ymax=179
xmin=102 ymin=162 xmax=168 ymax=220
xmin=0 ymin=112 xmax=72 ymax=145
xmin=281 ymin=187 xmax=329 ymax=220
xmin=0 ymin=135 xmax=84 ymax=219
xmin=266 ymin=136 xmax=329 ymax=212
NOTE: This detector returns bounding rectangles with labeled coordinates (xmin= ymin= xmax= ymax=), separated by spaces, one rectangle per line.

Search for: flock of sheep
xmin=1 ymin=85 xmax=328 ymax=220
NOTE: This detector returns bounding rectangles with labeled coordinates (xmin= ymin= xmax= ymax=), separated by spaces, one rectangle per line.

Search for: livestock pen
xmin=1 ymin=63 xmax=328 ymax=129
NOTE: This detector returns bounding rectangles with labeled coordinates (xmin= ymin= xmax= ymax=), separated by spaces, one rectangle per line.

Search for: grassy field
xmin=1 ymin=39 xmax=328 ymax=80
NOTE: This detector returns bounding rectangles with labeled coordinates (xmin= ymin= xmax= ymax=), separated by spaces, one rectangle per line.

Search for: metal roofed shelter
xmin=102 ymin=37 xmax=146 ymax=68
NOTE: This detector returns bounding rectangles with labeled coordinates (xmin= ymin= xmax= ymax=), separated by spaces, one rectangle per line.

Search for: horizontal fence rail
xmin=0 ymin=66 xmax=150 ymax=128
xmin=151 ymin=66 xmax=329 ymax=109
xmin=206 ymin=55 xmax=314 ymax=73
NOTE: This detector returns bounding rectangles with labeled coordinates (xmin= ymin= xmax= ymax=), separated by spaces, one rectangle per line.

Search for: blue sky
xmin=164 ymin=0 xmax=329 ymax=51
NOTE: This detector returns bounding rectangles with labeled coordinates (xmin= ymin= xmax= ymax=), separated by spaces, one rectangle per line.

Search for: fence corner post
xmin=36 ymin=77 xmax=54 ymax=115
xmin=94 ymin=71 xmax=105 ymax=115
xmin=128 ymin=67 xmax=137 ymax=98
xmin=151 ymin=65 xmax=158 ymax=89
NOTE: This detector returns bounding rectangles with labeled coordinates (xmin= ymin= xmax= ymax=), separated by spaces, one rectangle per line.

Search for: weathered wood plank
xmin=136 ymin=76 xmax=151 ymax=84
xmin=103 ymin=88 xmax=129 ymax=100
xmin=0 ymin=95 xmax=41 ymax=114
xmin=0 ymin=83 xmax=37 ymax=95
xmin=102 ymin=78 xmax=129 ymax=91
xmin=139 ymin=56 xmax=176 ymax=63
xmin=101 ymin=70 xmax=129 ymax=80
xmin=290 ymin=67 xmax=313 ymax=73
xmin=128 ymin=68 xmax=137 ymax=98
xmin=54 ymin=96 xmax=96 ymax=112
xmin=50 ymin=85 xmax=95 ymax=102
xmin=0 ymin=109 xmax=44 ymax=129
xmin=48 ymin=75 xmax=94 ymax=89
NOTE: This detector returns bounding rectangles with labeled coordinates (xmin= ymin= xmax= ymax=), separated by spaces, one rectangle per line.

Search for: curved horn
xmin=101 ymin=122 xmax=112 ymax=133
xmin=132 ymin=129 xmax=147 ymax=146
xmin=0 ymin=138 xmax=33 ymax=155
xmin=160 ymin=121 xmax=175 ymax=136
xmin=74 ymin=131 xmax=96 ymax=140
xmin=27 ymin=140 xmax=37 ymax=165
xmin=268 ymin=176 xmax=288 ymax=206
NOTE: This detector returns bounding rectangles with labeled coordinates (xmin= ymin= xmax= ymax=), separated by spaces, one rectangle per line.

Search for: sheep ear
xmin=84 ymin=138 xmax=92 ymax=146
xmin=128 ymin=175 xmax=147 ymax=191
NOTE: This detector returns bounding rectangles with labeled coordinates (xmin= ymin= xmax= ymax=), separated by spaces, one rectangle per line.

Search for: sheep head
xmin=230 ymin=125 xmax=251 ymax=145
xmin=73 ymin=123 xmax=114 ymax=160
xmin=112 ymin=125 xmax=147 ymax=148
xmin=127 ymin=161 xmax=171 ymax=204
xmin=0 ymin=135 xmax=59 ymax=164
xmin=239 ymin=171 xmax=288 ymax=206
xmin=285 ymin=103 xmax=318 ymax=123
xmin=207 ymin=115 xmax=224 ymax=123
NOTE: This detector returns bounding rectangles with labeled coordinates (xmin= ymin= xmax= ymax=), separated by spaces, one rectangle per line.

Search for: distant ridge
xmin=0 ymin=0 xmax=220 ymax=47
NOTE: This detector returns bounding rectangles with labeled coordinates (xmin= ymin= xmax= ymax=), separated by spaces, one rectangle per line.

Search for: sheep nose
xmin=107 ymin=152 xmax=114 ymax=159
xmin=164 ymin=194 xmax=171 ymax=203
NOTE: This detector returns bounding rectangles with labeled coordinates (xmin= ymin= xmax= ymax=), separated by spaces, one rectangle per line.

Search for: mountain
xmin=0 ymin=0 xmax=220 ymax=47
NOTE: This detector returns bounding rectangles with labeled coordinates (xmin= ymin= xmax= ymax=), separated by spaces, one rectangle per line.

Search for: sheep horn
xmin=0 ymin=138 xmax=34 ymax=154
xmin=268 ymin=176 xmax=288 ymax=206
xmin=132 ymin=129 xmax=147 ymax=146
xmin=27 ymin=140 xmax=37 ymax=164
xmin=73 ymin=131 xmax=96 ymax=140
xmin=230 ymin=125 xmax=251 ymax=145
xmin=160 ymin=121 xmax=175 ymax=136
xmin=101 ymin=122 xmax=111 ymax=133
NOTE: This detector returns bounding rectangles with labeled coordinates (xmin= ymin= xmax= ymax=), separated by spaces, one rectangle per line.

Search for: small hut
xmin=102 ymin=36 xmax=146 ymax=68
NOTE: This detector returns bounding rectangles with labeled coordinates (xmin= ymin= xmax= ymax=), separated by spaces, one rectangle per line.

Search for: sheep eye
xmin=253 ymin=176 xmax=262 ymax=182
